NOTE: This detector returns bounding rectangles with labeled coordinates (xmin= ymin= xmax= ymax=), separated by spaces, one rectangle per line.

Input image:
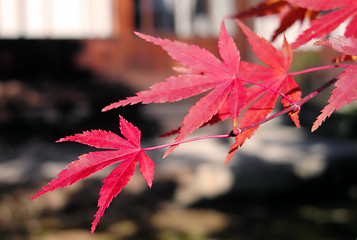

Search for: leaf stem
xmin=142 ymin=134 xmax=231 ymax=152
xmin=289 ymin=64 xmax=350 ymax=76
xmin=239 ymin=77 xmax=295 ymax=104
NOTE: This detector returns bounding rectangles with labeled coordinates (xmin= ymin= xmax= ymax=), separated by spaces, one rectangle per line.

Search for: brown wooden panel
xmin=112 ymin=0 xmax=135 ymax=37
xmin=139 ymin=0 xmax=154 ymax=33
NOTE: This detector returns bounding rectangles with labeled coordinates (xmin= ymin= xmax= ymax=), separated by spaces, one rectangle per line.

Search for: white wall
xmin=0 ymin=0 xmax=112 ymax=38
xmin=174 ymin=0 xmax=237 ymax=38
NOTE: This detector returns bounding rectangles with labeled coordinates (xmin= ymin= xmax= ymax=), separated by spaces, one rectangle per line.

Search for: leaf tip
xmin=30 ymin=188 xmax=47 ymax=201
xmin=90 ymin=223 xmax=97 ymax=234
xmin=313 ymin=39 xmax=330 ymax=47
xmin=134 ymin=31 xmax=144 ymax=38
xmin=225 ymin=152 xmax=234 ymax=165
xmin=311 ymin=122 xmax=320 ymax=132
xmin=56 ymin=138 xmax=66 ymax=143
xmin=220 ymin=19 xmax=226 ymax=29
xmin=289 ymin=112 xmax=301 ymax=128
xmin=101 ymin=104 xmax=113 ymax=112
xmin=311 ymin=112 xmax=327 ymax=132
xmin=102 ymin=100 xmax=128 ymax=112
xmin=29 ymin=195 xmax=37 ymax=201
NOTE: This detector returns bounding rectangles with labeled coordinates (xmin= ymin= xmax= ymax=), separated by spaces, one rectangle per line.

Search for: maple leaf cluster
xmin=236 ymin=0 xmax=357 ymax=49
xmin=104 ymin=20 xmax=302 ymax=161
xmin=31 ymin=0 xmax=357 ymax=233
xmin=234 ymin=0 xmax=357 ymax=129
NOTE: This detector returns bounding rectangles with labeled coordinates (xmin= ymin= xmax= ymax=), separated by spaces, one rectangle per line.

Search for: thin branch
xmin=142 ymin=77 xmax=337 ymax=153
xmin=142 ymin=134 xmax=231 ymax=152
xmin=239 ymin=77 xmax=337 ymax=133
xmin=289 ymin=64 xmax=350 ymax=76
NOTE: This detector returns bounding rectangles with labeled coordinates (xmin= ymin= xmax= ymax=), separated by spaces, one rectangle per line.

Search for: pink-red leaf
xmin=31 ymin=116 xmax=155 ymax=233
xmin=225 ymin=20 xmax=302 ymax=163
xmin=312 ymin=64 xmax=357 ymax=131
xmin=119 ymin=115 xmax=141 ymax=147
xmin=284 ymin=0 xmax=357 ymax=49
xmin=30 ymin=151 xmax=137 ymax=200
xmin=345 ymin=15 xmax=357 ymax=38
xmin=134 ymin=32 xmax=230 ymax=76
xmin=102 ymin=75 xmax=220 ymax=111
xmin=56 ymin=130 xmax=133 ymax=150
xmin=228 ymin=80 xmax=247 ymax=128
xmin=218 ymin=21 xmax=240 ymax=75
xmin=281 ymin=36 xmax=293 ymax=70
xmin=234 ymin=0 xmax=319 ymax=43
xmin=272 ymin=7 xmax=307 ymax=41
xmin=234 ymin=0 xmax=289 ymax=19
xmin=286 ymin=0 xmax=354 ymax=11
xmin=237 ymin=20 xmax=301 ymax=127
xmin=138 ymin=151 xmax=155 ymax=188
xmin=315 ymin=37 xmax=357 ymax=56
xmin=312 ymin=36 xmax=357 ymax=130
xmin=290 ymin=7 xmax=357 ymax=49
xmin=236 ymin=20 xmax=284 ymax=71
xmin=165 ymin=80 xmax=233 ymax=157
xmin=281 ymin=75 xmax=301 ymax=127
xmin=91 ymin=158 xmax=138 ymax=233
xmin=236 ymin=0 xmax=356 ymax=49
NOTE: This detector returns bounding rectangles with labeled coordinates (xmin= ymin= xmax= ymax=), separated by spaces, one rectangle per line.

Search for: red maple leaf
xmin=155 ymin=20 xmax=302 ymax=162
xmin=103 ymin=21 xmax=256 ymax=157
xmin=312 ymin=37 xmax=357 ymax=131
xmin=285 ymin=0 xmax=357 ymax=49
xmin=236 ymin=20 xmax=301 ymax=125
xmin=234 ymin=0 xmax=319 ymax=42
xmin=30 ymin=116 xmax=155 ymax=233
xmin=226 ymin=20 xmax=302 ymax=163
xmin=234 ymin=0 xmax=290 ymax=19
xmin=158 ymin=61 xmax=282 ymax=138
xmin=271 ymin=7 xmax=319 ymax=41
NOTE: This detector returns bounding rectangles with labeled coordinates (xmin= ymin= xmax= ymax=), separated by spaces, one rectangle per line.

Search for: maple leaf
xmin=30 ymin=116 xmax=155 ymax=233
xmin=285 ymin=0 xmax=357 ymax=49
xmin=312 ymin=37 xmax=357 ymax=131
xmin=315 ymin=37 xmax=357 ymax=57
xmin=157 ymin=20 xmax=303 ymax=162
xmin=271 ymin=7 xmax=319 ymax=41
xmin=236 ymin=20 xmax=301 ymax=124
xmin=103 ymin=21 xmax=254 ymax=157
xmin=234 ymin=0 xmax=318 ymax=42
xmin=226 ymin=20 xmax=302 ymax=163
xmin=234 ymin=0 xmax=289 ymax=19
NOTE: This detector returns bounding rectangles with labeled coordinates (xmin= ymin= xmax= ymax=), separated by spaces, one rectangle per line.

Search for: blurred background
xmin=0 ymin=0 xmax=356 ymax=239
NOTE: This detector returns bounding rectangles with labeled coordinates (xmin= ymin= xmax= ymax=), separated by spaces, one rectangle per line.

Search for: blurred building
xmin=0 ymin=0 xmax=347 ymax=136
xmin=0 ymin=0 xmax=242 ymax=38
xmin=0 ymin=0 xmax=251 ymax=140
xmin=0 ymin=0 xmax=247 ymax=87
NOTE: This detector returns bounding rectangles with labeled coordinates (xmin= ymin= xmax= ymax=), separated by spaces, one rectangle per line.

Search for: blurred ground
xmin=0 ymin=40 xmax=357 ymax=240
xmin=1 ymin=100 xmax=357 ymax=240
